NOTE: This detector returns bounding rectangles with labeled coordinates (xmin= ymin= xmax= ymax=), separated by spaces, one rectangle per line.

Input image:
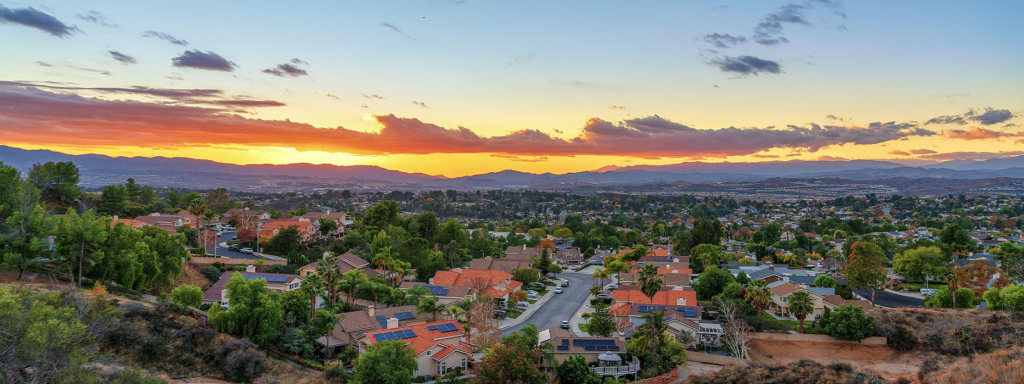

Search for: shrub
xmin=323 ymin=361 xmax=350 ymax=383
xmin=202 ymin=266 xmax=223 ymax=282
xmin=819 ymin=305 xmax=875 ymax=341
xmin=105 ymin=368 xmax=165 ymax=384
xmin=222 ymin=346 xmax=267 ymax=382
xmin=170 ymin=284 xmax=203 ymax=308
xmin=887 ymin=325 xmax=919 ymax=352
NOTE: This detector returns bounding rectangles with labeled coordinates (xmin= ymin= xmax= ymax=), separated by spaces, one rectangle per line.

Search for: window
xmin=461 ymin=358 xmax=467 ymax=369
xmin=438 ymin=362 xmax=446 ymax=375
xmin=426 ymin=350 xmax=432 ymax=356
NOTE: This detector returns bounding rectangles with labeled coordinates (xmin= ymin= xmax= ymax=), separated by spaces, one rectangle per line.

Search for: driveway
xmin=854 ymin=288 xmax=924 ymax=308
xmin=503 ymin=272 xmax=592 ymax=335
xmin=207 ymin=231 xmax=261 ymax=260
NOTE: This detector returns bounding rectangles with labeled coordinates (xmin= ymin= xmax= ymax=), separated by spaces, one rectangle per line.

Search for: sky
xmin=1 ymin=0 xmax=1023 ymax=177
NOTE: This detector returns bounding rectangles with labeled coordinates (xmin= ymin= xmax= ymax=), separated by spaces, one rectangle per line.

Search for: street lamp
xmin=256 ymin=221 xmax=264 ymax=254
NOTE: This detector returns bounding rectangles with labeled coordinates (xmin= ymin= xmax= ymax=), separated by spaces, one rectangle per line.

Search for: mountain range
xmin=4 ymin=145 xmax=1024 ymax=191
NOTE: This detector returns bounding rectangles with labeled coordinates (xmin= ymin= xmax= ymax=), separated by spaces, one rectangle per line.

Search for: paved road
xmin=206 ymin=231 xmax=261 ymax=260
xmin=504 ymin=272 xmax=593 ymax=335
xmin=855 ymin=288 xmax=924 ymax=308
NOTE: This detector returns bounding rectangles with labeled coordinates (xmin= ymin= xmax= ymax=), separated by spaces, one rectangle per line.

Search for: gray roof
xmin=789 ymin=276 xmax=817 ymax=286
xmin=808 ymin=287 xmax=835 ymax=296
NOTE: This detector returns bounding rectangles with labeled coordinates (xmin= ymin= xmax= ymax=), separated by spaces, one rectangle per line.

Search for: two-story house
xmin=202 ymin=268 xmax=302 ymax=305
xmin=431 ymin=268 xmax=522 ymax=305
xmin=361 ymin=320 xmax=474 ymax=377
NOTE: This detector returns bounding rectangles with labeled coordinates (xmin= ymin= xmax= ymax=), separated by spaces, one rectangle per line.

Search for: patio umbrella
xmin=598 ymin=353 xmax=621 ymax=362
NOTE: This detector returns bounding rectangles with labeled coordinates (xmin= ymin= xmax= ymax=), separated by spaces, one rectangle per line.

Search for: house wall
xmin=434 ymin=352 xmax=470 ymax=377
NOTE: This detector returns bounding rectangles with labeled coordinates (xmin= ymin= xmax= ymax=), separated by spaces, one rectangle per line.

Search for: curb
xmin=499 ymin=281 xmax=561 ymax=330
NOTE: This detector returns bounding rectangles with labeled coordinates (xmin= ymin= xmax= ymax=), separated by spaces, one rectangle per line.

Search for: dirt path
xmin=749 ymin=339 xmax=927 ymax=379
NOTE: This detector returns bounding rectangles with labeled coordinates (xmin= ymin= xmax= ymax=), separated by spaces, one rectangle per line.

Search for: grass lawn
xmin=578 ymin=323 xmax=589 ymax=333
xmin=528 ymin=299 xmax=537 ymax=304
xmin=507 ymin=310 xmax=523 ymax=319
xmin=757 ymin=313 xmax=822 ymax=334
xmin=899 ymin=281 xmax=947 ymax=291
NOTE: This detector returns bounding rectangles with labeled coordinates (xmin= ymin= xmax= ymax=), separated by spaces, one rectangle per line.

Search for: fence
xmin=752 ymin=332 xmax=887 ymax=346
xmin=686 ymin=351 xmax=748 ymax=366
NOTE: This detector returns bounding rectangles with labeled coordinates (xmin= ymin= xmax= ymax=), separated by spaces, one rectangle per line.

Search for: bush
xmin=106 ymin=368 xmax=166 ymax=384
xmin=324 ymin=361 xmax=350 ymax=383
xmin=170 ymin=284 xmax=203 ymax=308
xmin=590 ymin=297 xmax=612 ymax=306
xmin=218 ymin=342 xmax=268 ymax=383
xmin=819 ymin=305 xmax=875 ymax=341
xmin=202 ymin=266 xmax=224 ymax=282
xmin=887 ymin=325 xmax=919 ymax=352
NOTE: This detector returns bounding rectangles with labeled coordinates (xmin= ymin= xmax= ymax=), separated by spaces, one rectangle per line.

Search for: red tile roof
xmin=611 ymin=286 xmax=697 ymax=306
xmin=364 ymin=320 xmax=466 ymax=356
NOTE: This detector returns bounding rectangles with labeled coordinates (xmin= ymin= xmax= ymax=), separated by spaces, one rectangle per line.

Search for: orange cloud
xmin=945 ymin=126 xmax=1015 ymax=140
xmin=0 ymin=82 xmax=938 ymax=159
xmin=888 ymin=150 xmax=910 ymax=156
xmin=908 ymin=149 xmax=937 ymax=155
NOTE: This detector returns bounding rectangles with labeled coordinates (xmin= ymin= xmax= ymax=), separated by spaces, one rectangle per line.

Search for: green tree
xmin=474 ymin=341 xmax=549 ymax=384
xmin=690 ymin=244 xmax=723 ymax=273
xmin=417 ymin=211 xmax=439 ymax=241
xmin=268 ymin=226 xmax=303 ymax=261
xmin=893 ymin=246 xmax=947 ymax=285
xmin=813 ymin=275 xmax=836 ymax=288
xmin=54 ymin=209 xmax=108 ymax=286
xmin=955 ymin=287 xmax=976 ymax=309
xmin=339 ymin=269 xmax=367 ymax=307
xmin=556 ymin=354 xmax=601 ymax=384
xmin=364 ymin=200 xmax=399 ymax=229
xmin=417 ymin=295 xmax=446 ymax=322
xmin=98 ymin=184 xmax=129 ymax=216
xmin=744 ymin=279 xmax=771 ymax=321
xmin=208 ymin=272 xmax=286 ymax=346
xmin=353 ymin=340 xmax=417 ymax=384
xmin=983 ymin=287 xmax=1002 ymax=310
xmin=553 ymin=227 xmax=573 ymax=240
xmin=138 ymin=225 xmax=189 ymax=290
xmin=819 ymin=304 xmax=875 ymax=342
xmin=591 ymin=267 xmax=611 ymax=289
xmin=789 ymin=290 xmax=814 ymax=333
xmin=735 ymin=271 xmax=750 ymax=285
xmin=924 ymin=286 xmax=955 ymax=308
xmin=994 ymin=242 xmax=1024 ymax=280
xmin=124 ymin=178 xmax=142 ymax=201
xmin=317 ymin=217 xmax=338 ymax=235
xmin=586 ymin=303 xmax=616 ymax=337
xmin=513 ymin=268 xmax=540 ymax=286
xmin=27 ymin=161 xmax=82 ymax=204
xmin=844 ymin=241 xmax=888 ymax=305
xmin=691 ymin=218 xmax=723 ymax=247
xmin=693 ymin=266 xmax=735 ymax=300
xmin=170 ymin=284 xmax=203 ymax=308
xmin=2 ymin=204 xmax=59 ymax=279
xmin=637 ymin=263 xmax=663 ymax=301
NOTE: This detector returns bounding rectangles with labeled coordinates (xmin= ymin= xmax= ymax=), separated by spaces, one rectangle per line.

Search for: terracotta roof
xmin=364 ymin=320 xmax=466 ymax=356
xmin=432 ymin=344 xmax=472 ymax=360
xmin=398 ymin=282 xmax=472 ymax=299
xmin=433 ymin=269 xmax=512 ymax=287
xmin=611 ymin=286 xmax=697 ymax=306
xmin=769 ymin=282 xmax=801 ymax=297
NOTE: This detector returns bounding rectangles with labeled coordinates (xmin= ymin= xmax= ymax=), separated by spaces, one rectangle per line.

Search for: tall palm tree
xmin=637 ymin=264 xmax=663 ymax=302
xmin=745 ymin=279 xmax=772 ymax=322
xmin=789 ymin=290 xmax=814 ymax=333
xmin=592 ymin=267 xmax=610 ymax=289
xmin=300 ymin=272 xmax=324 ymax=318
xmin=339 ymin=269 xmax=367 ymax=307
xmin=187 ymin=201 xmax=209 ymax=251
xmin=417 ymin=295 xmax=446 ymax=322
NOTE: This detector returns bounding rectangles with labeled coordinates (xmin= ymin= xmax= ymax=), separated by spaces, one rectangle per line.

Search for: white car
xmin=554 ymin=287 xmax=563 ymax=294
xmin=516 ymin=301 xmax=530 ymax=311
xmin=527 ymin=291 xmax=539 ymax=299
xmin=920 ymin=288 xmax=938 ymax=296
xmin=240 ymin=247 xmax=254 ymax=254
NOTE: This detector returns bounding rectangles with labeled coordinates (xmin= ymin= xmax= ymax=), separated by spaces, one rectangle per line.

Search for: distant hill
xmin=6 ymin=145 xmax=1024 ymax=191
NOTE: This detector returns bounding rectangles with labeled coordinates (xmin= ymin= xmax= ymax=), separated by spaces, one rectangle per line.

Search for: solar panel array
xmin=556 ymin=345 xmax=570 ymax=350
xmin=572 ymin=339 xmax=620 ymax=351
xmin=241 ymin=273 xmax=289 ymax=283
xmin=638 ymin=305 xmax=667 ymax=313
xmin=373 ymin=329 xmax=418 ymax=341
xmin=415 ymin=285 xmax=450 ymax=296
xmin=426 ymin=322 xmax=459 ymax=332
xmin=394 ymin=312 xmax=415 ymax=320
xmin=676 ymin=307 xmax=697 ymax=317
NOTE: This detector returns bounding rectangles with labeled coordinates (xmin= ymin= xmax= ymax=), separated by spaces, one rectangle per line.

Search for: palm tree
xmin=789 ymin=290 xmax=814 ymax=333
xmin=417 ymin=295 xmax=447 ymax=321
xmin=637 ymin=264 xmax=663 ymax=302
xmin=300 ymin=272 xmax=325 ymax=318
xmin=592 ymin=267 xmax=610 ymax=290
xmin=339 ymin=269 xmax=367 ymax=307
xmin=745 ymin=279 xmax=771 ymax=322
xmin=313 ymin=309 xmax=343 ymax=362
xmin=187 ymin=201 xmax=209 ymax=251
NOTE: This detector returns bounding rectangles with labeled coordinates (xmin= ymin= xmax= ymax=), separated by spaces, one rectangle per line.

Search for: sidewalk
xmin=498 ymin=280 xmax=561 ymax=330
xmin=885 ymin=289 xmax=926 ymax=299
xmin=569 ymin=296 xmax=594 ymax=336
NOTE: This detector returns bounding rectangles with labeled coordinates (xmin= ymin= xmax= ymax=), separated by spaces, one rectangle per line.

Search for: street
xmin=503 ymin=271 xmax=594 ymax=335
xmin=206 ymin=231 xmax=261 ymax=260
xmin=854 ymin=288 xmax=924 ymax=308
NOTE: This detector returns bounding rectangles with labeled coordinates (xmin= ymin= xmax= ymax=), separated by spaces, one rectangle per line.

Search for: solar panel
xmin=375 ymin=315 xmax=388 ymax=328
xmin=561 ymin=339 xmax=569 ymax=346
xmin=241 ymin=273 xmax=289 ymax=283
xmin=395 ymin=312 xmax=415 ymax=320
xmin=608 ymin=346 xmax=620 ymax=351
xmin=557 ymin=345 xmax=570 ymax=351
xmin=584 ymin=346 xmax=596 ymax=351
xmin=415 ymin=285 xmax=451 ymax=296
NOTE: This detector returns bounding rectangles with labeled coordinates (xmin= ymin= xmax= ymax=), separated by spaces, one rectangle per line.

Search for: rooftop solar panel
xmin=395 ymin=312 xmax=415 ymax=320
xmin=241 ymin=273 xmax=289 ymax=283
xmin=557 ymin=345 xmax=570 ymax=351
xmin=375 ymin=315 xmax=388 ymax=329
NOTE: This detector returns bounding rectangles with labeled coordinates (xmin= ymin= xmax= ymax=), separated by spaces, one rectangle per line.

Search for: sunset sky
xmin=1 ymin=0 xmax=1022 ymax=177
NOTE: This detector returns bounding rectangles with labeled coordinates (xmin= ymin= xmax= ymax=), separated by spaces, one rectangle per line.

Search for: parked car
xmin=920 ymin=288 xmax=938 ymax=296
xmin=231 ymin=235 xmax=239 ymax=240
xmin=530 ymin=282 xmax=544 ymax=288
xmin=560 ymin=320 xmax=570 ymax=329
xmin=493 ymin=310 xmax=506 ymax=319
xmin=554 ymin=287 xmax=563 ymax=294
xmin=516 ymin=301 xmax=530 ymax=311
xmin=561 ymin=280 xmax=569 ymax=287
xmin=228 ymin=245 xmax=240 ymax=252
xmin=605 ymin=284 xmax=618 ymax=291
xmin=527 ymin=291 xmax=539 ymax=299
xmin=561 ymin=265 xmax=568 ymax=269
xmin=596 ymin=293 xmax=612 ymax=299
xmin=240 ymin=247 xmax=254 ymax=254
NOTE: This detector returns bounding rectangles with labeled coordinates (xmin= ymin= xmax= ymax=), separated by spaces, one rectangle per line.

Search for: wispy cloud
xmin=263 ymin=58 xmax=308 ymax=77
xmin=412 ymin=101 xmax=430 ymax=109
xmin=363 ymin=94 xmax=386 ymax=100
xmin=703 ymin=33 xmax=747 ymax=49
xmin=107 ymin=50 xmax=136 ymax=65
xmin=172 ymin=50 xmax=237 ymax=72
xmin=926 ymin=107 xmax=1015 ymax=126
xmin=945 ymin=127 xmax=1016 ymax=140
xmin=76 ymin=11 xmax=117 ymax=28
xmin=141 ymin=30 xmax=188 ymax=46
xmin=380 ymin=22 xmax=419 ymax=40
xmin=711 ymin=55 xmax=782 ymax=76
xmin=0 ymin=4 xmax=77 ymax=37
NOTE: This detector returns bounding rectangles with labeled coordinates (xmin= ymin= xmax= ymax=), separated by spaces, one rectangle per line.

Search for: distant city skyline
xmin=1 ymin=0 xmax=1022 ymax=177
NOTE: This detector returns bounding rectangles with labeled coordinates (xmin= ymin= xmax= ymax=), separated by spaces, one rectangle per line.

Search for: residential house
xmin=431 ymin=268 xmax=522 ymax=304
xmin=504 ymin=245 xmax=543 ymax=260
xmin=202 ymin=268 xmax=302 ymax=305
xmin=132 ymin=213 xmax=187 ymax=232
xmin=320 ymin=304 xmax=438 ymax=349
xmin=298 ymin=253 xmax=380 ymax=279
xmin=223 ymin=208 xmax=271 ymax=222
xmin=541 ymin=327 xmax=638 ymax=378
xmin=361 ymin=320 xmax=473 ymax=377
xmin=553 ymin=248 xmax=584 ymax=264
xmin=467 ymin=257 xmax=534 ymax=275
xmin=399 ymin=283 xmax=474 ymax=307
xmin=768 ymin=282 xmax=871 ymax=320
xmin=260 ymin=219 xmax=317 ymax=242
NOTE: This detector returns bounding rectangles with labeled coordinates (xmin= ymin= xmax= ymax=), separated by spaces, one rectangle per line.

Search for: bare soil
xmin=748 ymin=339 xmax=929 ymax=379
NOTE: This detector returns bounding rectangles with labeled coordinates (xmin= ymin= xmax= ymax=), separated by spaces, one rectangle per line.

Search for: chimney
xmin=113 ymin=215 xmax=119 ymax=221
xmin=368 ymin=305 xmax=375 ymax=317
xmin=245 ymin=265 xmax=256 ymax=273
xmin=386 ymin=317 xmax=399 ymax=329
xmin=673 ymin=257 xmax=679 ymax=262
xmin=768 ymin=265 xmax=775 ymax=271
xmin=428 ymin=278 xmax=434 ymax=284
xmin=677 ymin=298 xmax=688 ymax=306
